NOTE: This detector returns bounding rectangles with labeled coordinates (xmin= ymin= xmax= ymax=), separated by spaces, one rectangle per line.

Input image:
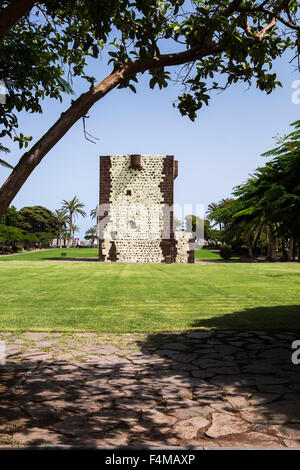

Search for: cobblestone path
xmin=0 ymin=330 xmax=299 ymax=448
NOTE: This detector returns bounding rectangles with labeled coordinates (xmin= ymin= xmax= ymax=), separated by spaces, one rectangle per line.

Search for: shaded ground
xmin=0 ymin=330 xmax=299 ymax=448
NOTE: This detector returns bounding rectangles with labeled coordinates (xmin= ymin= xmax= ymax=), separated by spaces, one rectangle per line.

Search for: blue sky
xmin=1 ymin=45 xmax=299 ymax=238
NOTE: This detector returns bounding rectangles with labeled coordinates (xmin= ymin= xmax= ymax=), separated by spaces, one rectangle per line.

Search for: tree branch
xmin=223 ymin=0 xmax=243 ymax=17
xmin=0 ymin=0 xmax=35 ymax=43
xmin=0 ymin=43 xmax=219 ymax=217
xmin=241 ymin=13 xmax=277 ymax=42
xmin=239 ymin=3 xmax=300 ymax=32
xmin=259 ymin=7 xmax=300 ymax=31
xmin=256 ymin=15 xmax=277 ymax=41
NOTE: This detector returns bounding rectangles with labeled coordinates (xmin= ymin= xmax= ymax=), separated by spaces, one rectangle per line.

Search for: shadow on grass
xmin=190 ymin=305 xmax=300 ymax=330
xmin=195 ymin=258 xmax=268 ymax=263
xmin=44 ymin=258 xmax=98 ymax=262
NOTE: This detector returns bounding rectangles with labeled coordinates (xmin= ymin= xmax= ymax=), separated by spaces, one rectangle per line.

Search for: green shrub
xmin=239 ymin=246 xmax=249 ymax=256
xmin=220 ymin=244 xmax=232 ymax=260
xmin=12 ymin=246 xmax=23 ymax=253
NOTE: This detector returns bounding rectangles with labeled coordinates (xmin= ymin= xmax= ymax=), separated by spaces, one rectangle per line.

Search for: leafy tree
xmin=185 ymin=215 xmax=216 ymax=243
xmin=0 ymin=205 xmax=60 ymax=250
xmin=0 ymin=224 xmax=25 ymax=251
xmin=173 ymin=217 xmax=182 ymax=231
xmin=0 ymin=1 xmax=119 ymax=142
xmin=0 ymin=0 xmax=35 ymax=44
xmin=202 ymin=218 xmax=219 ymax=243
xmin=34 ymin=231 xmax=54 ymax=248
xmin=18 ymin=206 xmax=58 ymax=234
xmin=21 ymin=230 xmax=38 ymax=249
xmin=0 ymin=204 xmax=22 ymax=226
xmin=216 ymin=120 xmax=300 ymax=260
xmin=0 ymin=224 xmax=6 ymax=245
xmin=185 ymin=214 xmax=204 ymax=240
xmin=208 ymin=227 xmax=223 ymax=245
xmin=0 ymin=1 xmax=299 ymax=216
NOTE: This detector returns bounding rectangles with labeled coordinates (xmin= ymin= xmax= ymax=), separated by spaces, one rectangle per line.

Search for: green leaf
xmin=0 ymin=158 xmax=14 ymax=169
xmin=128 ymin=84 xmax=136 ymax=93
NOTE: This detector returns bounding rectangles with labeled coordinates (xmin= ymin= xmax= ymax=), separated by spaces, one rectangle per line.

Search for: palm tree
xmin=54 ymin=209 xmax=68 ymax=249
xmin=206 ymin=199 xmax=233 ymax=230
xmin=85 ymin=226 xmax=97 ymax=247
xmin=61 ymin=196 xmax=86 ymax=247
xmin=62 ymin=228 xmax=69 ymax=248
xmin=71 ymin=224 xmax=80 ymax=240
xmin=90 ymin=206 xmax=98 ymax=220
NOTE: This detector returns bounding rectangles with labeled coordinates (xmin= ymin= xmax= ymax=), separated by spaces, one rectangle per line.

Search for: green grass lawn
xmin=0 ymin=247 xmax=98 ymax=261
xmin=0 ymin=248 xmax=233 ymax=261
xmin=0 ymin=256 xmax=299 ymax=332
xmin=1 ymin=248 xmax=221 ymax=261
xmin=195 ymin=249 xmax=222 ymax=260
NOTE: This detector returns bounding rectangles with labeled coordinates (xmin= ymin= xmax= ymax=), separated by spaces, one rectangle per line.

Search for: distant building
xmin=98 ymin=154 xmax=194 ymax=263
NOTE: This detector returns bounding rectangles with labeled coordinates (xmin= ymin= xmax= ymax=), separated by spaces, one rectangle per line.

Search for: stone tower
xmin=98 ymin=154 xmax=194 ymax=263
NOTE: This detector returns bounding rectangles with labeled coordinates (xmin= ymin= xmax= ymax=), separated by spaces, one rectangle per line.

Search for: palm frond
xmin=57 ymin=77 xmax=74 ymax=95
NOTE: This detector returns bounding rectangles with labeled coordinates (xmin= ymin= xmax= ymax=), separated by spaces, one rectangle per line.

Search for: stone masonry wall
xmin=98 ymin=155 xmax=194 ymax=263
xmin=175 ymin=232 xmax=195 ymax=263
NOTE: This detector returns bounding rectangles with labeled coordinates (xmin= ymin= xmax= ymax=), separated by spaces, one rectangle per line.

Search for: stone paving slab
xmin=0 ymin=330 xmax=300 ymax=448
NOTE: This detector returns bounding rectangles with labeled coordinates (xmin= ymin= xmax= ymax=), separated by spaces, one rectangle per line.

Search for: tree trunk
xmin=0 ymin=44 xmax=216 ymax=218
xmin=0 ymin=0 xmax=35 ymax=44
xmin=292 ymin=240 xmax=297 ymax=261
xmin=247 ymin=237 xmax=254 ymax=258
xmin=297 ymin=240 xmax=300 ymax=262
xmin=59 ymin=229 xmax=62 ymax=249
xmin=287 ymin=237 xmax=294 ymax=262
xmin=281 ymin=239 xmax=287 ymax=261
xmin=69 ymin=214 xmax=73 ymax=248
xmin=266 ymin=225 xmax=277 ymax=260
xmin=267 ymin=237 xmax=277 ymax=260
